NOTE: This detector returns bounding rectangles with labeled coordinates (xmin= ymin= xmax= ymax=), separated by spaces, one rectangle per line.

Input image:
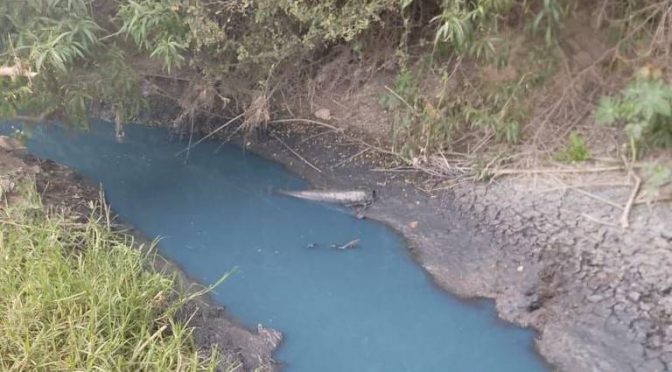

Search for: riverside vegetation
xmin=0 ymin=0 xmax=670 ymax=188
xmin=0 ymin=182 xmax=229 ymax=371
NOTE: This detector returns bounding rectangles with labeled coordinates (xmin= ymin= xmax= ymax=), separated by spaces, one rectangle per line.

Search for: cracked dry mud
xmin=249 ymin=129 xmax=672 ymax=372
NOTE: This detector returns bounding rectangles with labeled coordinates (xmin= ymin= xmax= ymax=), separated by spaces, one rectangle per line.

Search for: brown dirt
xmin=310 ymin=75 xmax=394 ymax=138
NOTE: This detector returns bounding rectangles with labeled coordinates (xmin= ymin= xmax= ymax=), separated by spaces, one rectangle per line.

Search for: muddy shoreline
xmin=238 ymin=125 xmax=671 ymax=372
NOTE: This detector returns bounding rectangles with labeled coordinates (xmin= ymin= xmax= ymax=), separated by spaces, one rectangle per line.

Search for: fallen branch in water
xmin=278 ymin=189 xmax=371 ymax=204
xmin=335 ymin=239 xmax=360 ymax=250
xmin=176 ymin=113 xmax=244 ymax=156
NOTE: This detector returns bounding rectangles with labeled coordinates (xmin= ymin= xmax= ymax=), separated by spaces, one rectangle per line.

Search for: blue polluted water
xmin=3 ymin=121 xmax=549 ymax=372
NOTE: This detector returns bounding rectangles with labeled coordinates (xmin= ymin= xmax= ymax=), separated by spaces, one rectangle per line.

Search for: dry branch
xmin=570 ymin=187 xmax=624 ymax=211
xmin=492 ymin=166 xmax=625 ymax=177
xmin=176 ymin=113 xmax=244 ymax=156
xmin=269 ymin=118 xmax=343 ymax=132
xmin=0 ymin=64 xmax=36 ymax=78
xmin=336 ymin=239 xmax=360 ymax=250
xmin=242 ymin=92 xmax=270 ymax=132
xmin=271 ymin=133 xmax=322 ymax=173
xmin=621 ymin=171 xmax=642 ymax=229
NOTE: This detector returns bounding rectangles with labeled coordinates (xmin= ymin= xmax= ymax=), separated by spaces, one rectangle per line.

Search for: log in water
xmin=278 ymin=189 xmax=373 ymax=205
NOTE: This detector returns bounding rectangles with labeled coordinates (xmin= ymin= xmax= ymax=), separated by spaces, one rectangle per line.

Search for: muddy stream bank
xmin=242 ymin=125 xmax=672 ymax=372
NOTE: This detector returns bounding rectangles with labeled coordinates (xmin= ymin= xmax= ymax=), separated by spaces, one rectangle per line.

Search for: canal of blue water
xmin=3 ymin=121 xmax=549 ymax=372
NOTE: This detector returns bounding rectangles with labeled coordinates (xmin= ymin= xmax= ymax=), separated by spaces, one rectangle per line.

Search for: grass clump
xmin=555 ymin=132 xmax=590 ymax=162
xmin=0 ymin=186 xmax=221 ymax=371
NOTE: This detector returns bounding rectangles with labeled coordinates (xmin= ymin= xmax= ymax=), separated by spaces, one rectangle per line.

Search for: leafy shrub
xmin=379 ymin=64 xmax=541 ymax=159
xmin=432 ymin=0 xmax=515 ymax=58
xmin=643 ymin=162 xmax=672 ymax=200
xmin=595 ymin=73 xmax=672 ymax=157
xmin=529 ymin=0 xmax=565 ymax=46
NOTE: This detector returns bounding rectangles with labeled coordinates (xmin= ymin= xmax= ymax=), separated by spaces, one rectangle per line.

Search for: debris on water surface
xmin=334 ymin=239 xmax=360 ymax=250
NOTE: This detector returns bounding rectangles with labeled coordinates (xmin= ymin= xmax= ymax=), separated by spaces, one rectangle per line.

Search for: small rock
xmin=588 ymin=294 xmax=604 ymax=302
xmin=527 ymin=299 xmax=543 ymax=312
xmin=662 ymin=231 xmax=672 ymax=242
xmin=314 ymin=108 xmax=332 ymax=121
xmin=517 ymin=265 xmax=524 ymax=272
xmin=408 ymin=221 xmax=419 ymax=229
xmin=0 ymin=136 xmax=25 ymax=151
xmin=628 ymin=291 xmax=641 ymax=302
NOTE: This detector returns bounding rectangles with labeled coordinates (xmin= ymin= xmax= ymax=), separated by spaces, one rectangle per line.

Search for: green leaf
xmin=624 ymin=80 xmax=672 ymax=120
xmin=594 ymin=96 xmax=620 ymax=125
xmin=625 ymin=122 xmax=645 ymax=140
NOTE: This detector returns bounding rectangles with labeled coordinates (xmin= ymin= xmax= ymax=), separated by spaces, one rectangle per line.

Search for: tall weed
xmin=0 ymin=185 xmax=231 ymax=371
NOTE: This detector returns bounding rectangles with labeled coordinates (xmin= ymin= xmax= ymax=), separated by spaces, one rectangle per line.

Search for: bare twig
xmin=185 ymin=113 xmax=195 ymax=162
xmin=14 ymin=109 xmax=51 ymax=123
xmin=336 ymin=239 xmax=360 ymax=250
xmin=271 ymin=133 xmax=322 ymax=173
xmin=371 ymin=167 xmax=420 ymax=173
xmin=176 ymin=113 xmax=244 ymax=156
xmin=634 ymin=195 xmax=672 ymax=205
xmin=347 ymin=137 xmax=401 ymax=157
xmin=492 ymin=166 xmax=625 ymax=178
xmin=537 ymin=182 xmax=632 ymax=193
xmin=571 ymin=187 xmax=624 ymax=211
xmin=334 ymin=147 xmax=371 ymax=168
xmin=383 ymin=86 xmax=416 ymax=113
xmin=620 ymin=171 xmax=642 ymax=229
xmin=581 ymin=213 xmax=619 ymax=227
xmin=269 ymin=118 xmax=343 ymax=132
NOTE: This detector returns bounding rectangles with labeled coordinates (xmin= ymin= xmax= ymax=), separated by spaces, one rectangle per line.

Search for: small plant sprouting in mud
xmin=554 ymin=132 xmax=590 ymax=163
xmin=642 ymin=162 xmax=672 ymax=202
